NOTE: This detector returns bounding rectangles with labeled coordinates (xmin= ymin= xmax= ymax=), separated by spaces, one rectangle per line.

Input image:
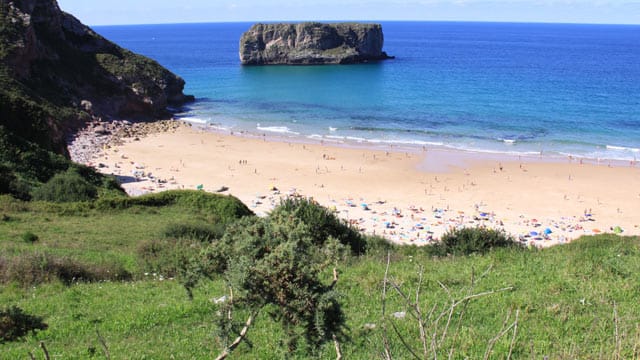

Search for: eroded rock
xmin=240 ymin=22 xmax=393 ymax=65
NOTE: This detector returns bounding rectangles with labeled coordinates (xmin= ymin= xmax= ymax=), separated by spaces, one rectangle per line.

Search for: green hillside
xmin=1 ymin=193 xmax=638 ymax=358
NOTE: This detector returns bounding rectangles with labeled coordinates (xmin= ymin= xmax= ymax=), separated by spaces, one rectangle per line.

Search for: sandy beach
xmin=71 ymin=122 xmax=640 ymax=247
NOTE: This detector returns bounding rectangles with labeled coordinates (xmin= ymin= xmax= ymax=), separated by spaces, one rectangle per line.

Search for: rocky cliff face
xmin=240 ymin=22 xmax=392 ymax=65
xmin=2 ymin=0 xmax=193 ymax=117
xmin=0 ymin=0 xmax=194 ymax=153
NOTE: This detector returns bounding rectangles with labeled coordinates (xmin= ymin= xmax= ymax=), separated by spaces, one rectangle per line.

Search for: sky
xmin=56 ymin=0 xmax=640 ymax=26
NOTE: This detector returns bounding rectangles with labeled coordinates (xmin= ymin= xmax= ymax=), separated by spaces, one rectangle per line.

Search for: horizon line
xmin=87 ymin=19 xmax=640 ymax=28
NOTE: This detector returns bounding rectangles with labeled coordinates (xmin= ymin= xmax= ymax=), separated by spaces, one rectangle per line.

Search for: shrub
xmin=96 ymin=190 xmax=253 ymax=223
xmin=21 ymin=231 xmax=38 ymax=243
xmin=0 ymin=194 xmax=29 ymax=212
xmin=194 ymin=216 xmax=346 ymax=355
xmin=364 ymin=235 xmax=398 ymax=255
xmin=269 ymin=197 xmax=366 ymax=255
xmin=0 ymin=306 xmax=48 ymax=343
xmin=137 ymin=222 xmax=227 ymax=278
xmin=163 ymin=222 xmax=225 ymax=243
xmin=0 ymin=253 xmax=132 ymax=286
xmin=31 ymin=169 xmax=97 ymax=202
xmin=427 ymin=227 xmax=522 ymax=256
xmin=137 ymin=238 xmax=203 ymax=278
xmin=0 ymin=162 xmax=32 ymax=200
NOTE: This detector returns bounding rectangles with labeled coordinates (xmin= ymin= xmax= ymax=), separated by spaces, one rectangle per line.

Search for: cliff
xmin=239 ymin=22 xmax=393 ymax=65
xmin=0 ymin=0 xmax=192 ymax=199
xmin=0 ymin=0 xmax=194 ymax=154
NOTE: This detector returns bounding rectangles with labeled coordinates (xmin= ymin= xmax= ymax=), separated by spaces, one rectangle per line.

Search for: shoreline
xmin=179 ymin=115 xmax=640 ymax=166
xmin=69 ymin=119 xmax=640 ymax=247
xmin=181 ymin=118 xmax=640 ymax=169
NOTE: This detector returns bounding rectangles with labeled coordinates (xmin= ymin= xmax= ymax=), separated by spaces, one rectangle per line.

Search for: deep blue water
xmin=94 ymin=22 xmax=640 ymax=160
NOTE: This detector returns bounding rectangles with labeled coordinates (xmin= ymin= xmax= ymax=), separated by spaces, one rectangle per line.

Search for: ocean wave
xmin=499 ymin=138 xmax=517 ymax=144
xmin=256 ymin=124 xmax=300 ymax=135
xmin=445 ymin=144 xmax=541 ymax=157
xmin=323 ymin=135 xmax=367 ymax=142
xmin=179 ymin=117 xmax=209 ymax=124
xmin=606 ymin=145 xmax=640 ymax=152
xmin=366 ymin=138 xmax=445 ymax=147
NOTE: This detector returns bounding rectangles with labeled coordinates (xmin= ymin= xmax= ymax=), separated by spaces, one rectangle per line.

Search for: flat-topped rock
xmin=239 ymin=22 xmax=393 ymax=65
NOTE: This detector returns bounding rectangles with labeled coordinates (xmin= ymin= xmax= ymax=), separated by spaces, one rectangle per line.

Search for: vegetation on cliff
xmin=0 ymin=0 xmax=192 ymax=200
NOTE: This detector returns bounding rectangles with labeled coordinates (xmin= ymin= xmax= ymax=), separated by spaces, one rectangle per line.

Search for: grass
xmin=0 ymin=196 xmax=638 ymax=358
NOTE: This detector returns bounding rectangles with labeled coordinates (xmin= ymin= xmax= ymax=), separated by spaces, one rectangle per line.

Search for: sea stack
xmin=239 ymin=22 xmax=393 ymax=65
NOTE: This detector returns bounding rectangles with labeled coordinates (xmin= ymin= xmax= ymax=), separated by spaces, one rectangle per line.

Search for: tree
xmin=190 ymin=215 xmax=346 ymax=358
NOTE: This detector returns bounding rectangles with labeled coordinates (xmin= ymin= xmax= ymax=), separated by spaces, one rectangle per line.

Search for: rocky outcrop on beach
xmin=239 ymin=22 xmax=393 ymax=65
xmin=68 ymin=119 xmax=189 ymax=166
xmin=0 ymin=0 xmax=194 ymax=154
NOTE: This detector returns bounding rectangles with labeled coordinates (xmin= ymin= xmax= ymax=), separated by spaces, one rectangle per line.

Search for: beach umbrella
xmin=613 ymin=226 xmax=623 ymax=234
xmin=196 ymin=184 xmax=204 ymax=190
xmin=544 ymin=228 xmax=552 ymax=235
xmin=529 ymin=231 xmax=538 ymax=236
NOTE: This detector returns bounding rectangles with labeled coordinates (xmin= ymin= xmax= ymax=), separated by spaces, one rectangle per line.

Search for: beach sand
xmin=80 ymin=123 xmax=640 ymax=247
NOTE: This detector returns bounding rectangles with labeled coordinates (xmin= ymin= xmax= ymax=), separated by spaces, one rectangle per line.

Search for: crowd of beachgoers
xmin=69 ymin=119 xmax=639 ymax=248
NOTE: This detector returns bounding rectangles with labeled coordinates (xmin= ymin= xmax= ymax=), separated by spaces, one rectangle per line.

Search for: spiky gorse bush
xmin=183 ymin=198 xmax=350 ymax=356
xmin=0 ymin=306 xmax=47 ymax=343
xmin=430 ymin=227 xmax=522 ymax=256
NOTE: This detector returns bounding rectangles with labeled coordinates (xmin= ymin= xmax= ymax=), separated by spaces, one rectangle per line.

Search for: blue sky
xmin=57 ymin=0 xmax=640 ymax=26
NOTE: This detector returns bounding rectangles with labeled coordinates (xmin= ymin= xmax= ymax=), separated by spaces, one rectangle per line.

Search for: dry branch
xmin=214 ymin=310 xmax=258 ymax=360
xmin=381 ymin=252 xmax=393 ymax=360
xmin=40 ymin=341 xmax=50 ymax=360
xmin=333 ymin=334 xmax=343 ymax=360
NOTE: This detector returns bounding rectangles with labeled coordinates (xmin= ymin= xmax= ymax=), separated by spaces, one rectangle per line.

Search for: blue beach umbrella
xmin=544 ymin=228 xmax=552 ymax=235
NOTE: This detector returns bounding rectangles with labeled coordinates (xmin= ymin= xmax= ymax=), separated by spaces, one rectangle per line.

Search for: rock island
xmin=239 ymin=22 xmax=393 ymax=65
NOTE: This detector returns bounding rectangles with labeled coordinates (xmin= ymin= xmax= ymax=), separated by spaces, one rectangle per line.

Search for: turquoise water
xmin=95 ymin=22 xmax=640 ymax=160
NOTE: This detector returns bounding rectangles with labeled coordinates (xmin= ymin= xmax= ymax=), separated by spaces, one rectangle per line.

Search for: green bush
xmin=96 ymin=190 xmax=253 ymax=222
xmin=163 ymin=222 xmax=225 ymax=243
xmin=32 ymin=169 xmax=98 ymax=202
xmin=0 ymin=253 xmax=132 ymax=286
xmin=194 ymin=215 xmax=346 ymax=354
xmin=0 ymin=306 xmax=48 ymax=343
xmin=427 ymin=227 xmax=522 ymax=256
xmin=137 ymin=237 xmax=203 ymax=278
xmin=21 ymin=231 xmax=38 ymax=243
xmin=0 ymin=162 xmax=33 ymax=200
xmin=269 ymin=197 xmax=366 ymax=255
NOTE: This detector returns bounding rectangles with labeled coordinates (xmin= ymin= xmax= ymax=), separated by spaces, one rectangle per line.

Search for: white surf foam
xmin=179 ymin=117 xmax=209 ymax=124
xmin=256 ymin=124 xmax=300 ymax=135
xmin=606 ymin=145 xmax=640 ymax=152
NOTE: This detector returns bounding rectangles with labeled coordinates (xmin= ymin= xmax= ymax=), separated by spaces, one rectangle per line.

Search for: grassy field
xmin=1 ymin=194 xmax=639 ymax=359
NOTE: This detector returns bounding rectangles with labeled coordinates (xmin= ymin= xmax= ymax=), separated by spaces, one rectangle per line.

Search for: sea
xmin=93 ymin=22 xmax=640 ymax=161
